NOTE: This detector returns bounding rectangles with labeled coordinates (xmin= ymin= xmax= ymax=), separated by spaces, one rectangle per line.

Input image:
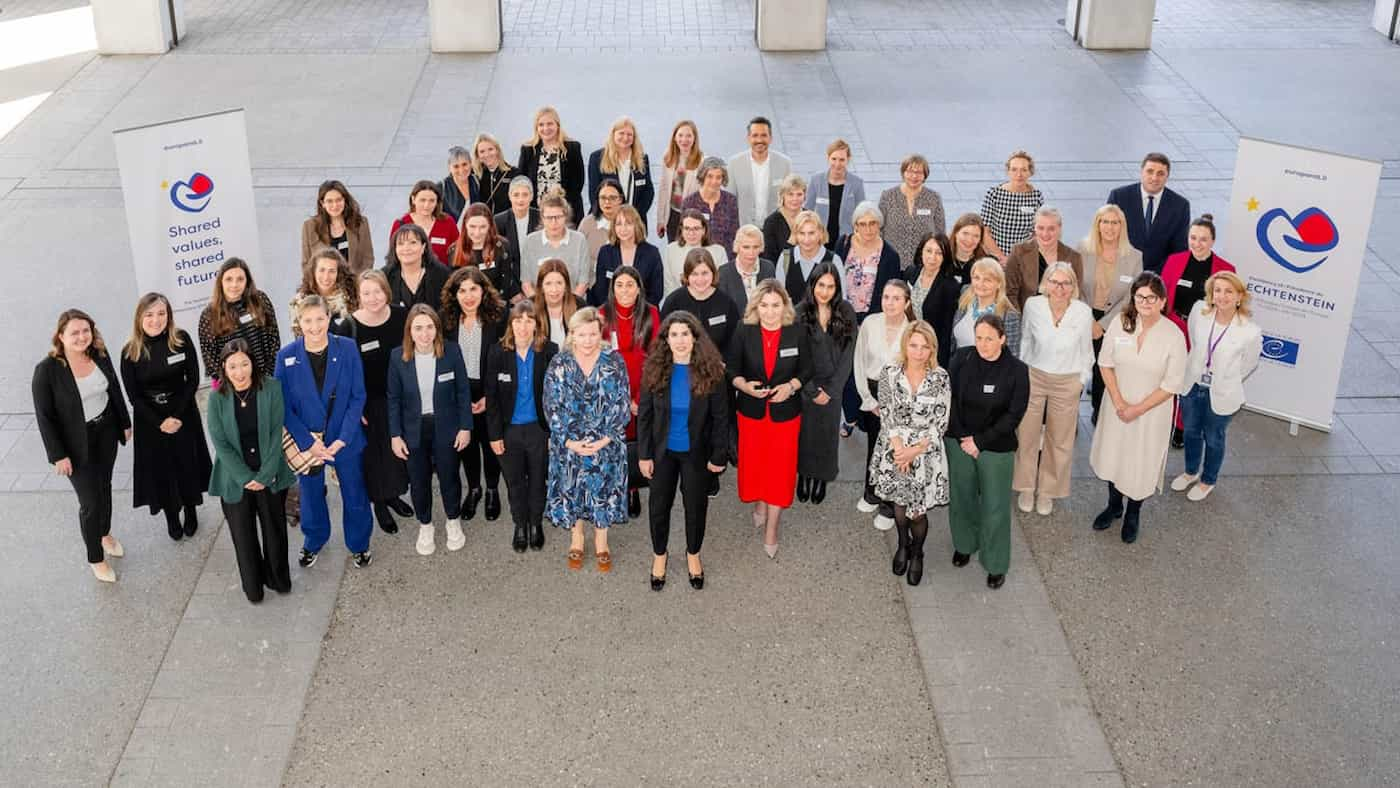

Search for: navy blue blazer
xmin=586 ymin=150 xmax=655 ymax=228
xmin=1106 ymin=184 xmax=1190 ymax=274
xmin=274 ymin=335 xmax=367 ymax=454
xmin=386 ymin=342 xmax=473 ymax=450
xmin=589 ymin=241 xmax=665 ymax=308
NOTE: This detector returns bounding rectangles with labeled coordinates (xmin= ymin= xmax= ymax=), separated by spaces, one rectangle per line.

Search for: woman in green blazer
xmin=207 ymin=340 xmax=297 ymax=603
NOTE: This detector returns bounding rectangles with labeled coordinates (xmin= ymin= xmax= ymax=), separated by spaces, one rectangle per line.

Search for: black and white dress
xmin=979 ymin=185 xmax=1044 ymax=254
xmin=869 ymin=363 xmax=951 ymax=516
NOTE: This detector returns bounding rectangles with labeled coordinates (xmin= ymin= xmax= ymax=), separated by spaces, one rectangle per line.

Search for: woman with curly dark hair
xmin=637 ymin=312 xmax=728 ymax=591
xmin=290 ymin=247 xmax=358 ymax=334
xmin=794 ymin=261 xmax=857 ymax=504
xmin=442 ymin=266 xmax=506 ymax=521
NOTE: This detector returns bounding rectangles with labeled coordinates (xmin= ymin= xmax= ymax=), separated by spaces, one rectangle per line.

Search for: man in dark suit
xmin=494 ymin=176 xmax=541 ymax=263
xmin=1106 ymin=152 xmax=1190 ymax=274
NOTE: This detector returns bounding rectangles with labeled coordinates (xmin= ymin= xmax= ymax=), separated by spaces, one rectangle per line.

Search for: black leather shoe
xmin=689 ymin=572 xmax=705 ymax=590
xmin=892 ymin=545 xmax=909 ymax=576
xmin=387 ymin=497 xmax=414 ymax=518
xmin=484 ymin=488 xmax=501 ymax=521
xmin=166 ymin=515 xmax=183 ymax=541
xmin=462 ymin=488 xmax=482 ymax=520
xmin=1171 ymin=427 xmax=1185 ymax=449
xmin=1092 ymin=505 xmax=1123 ymax=531
xmin=952 ymin=551 xmax=970 ymax=567
xmin=987 ymin=573 xmax=1006 ymax=589
xmin=628 ymin=489 xmax=642 ymax=518
xmin=796 ymin=476 xmax=810 ymax=502
xmin=511 ymin=521 xmax=528 ymax=553
xmin=906 ymin=552 xmax=924 ymax=586
xmin=182 ymin=505 xmax=198 ymax=537
xmin=373 ymin=503 xmax=399 ymax=535
xmin=809 ymin=480 xmax=827 ymax=504
xmin=1121 ymin=504 xmax=1141 ymax=544
xmin=529 ymin=520 xmax=545 ymax=551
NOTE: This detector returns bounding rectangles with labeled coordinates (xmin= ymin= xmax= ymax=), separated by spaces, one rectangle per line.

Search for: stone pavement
xmin=1 ymin=0 xmax=1398 ymax=786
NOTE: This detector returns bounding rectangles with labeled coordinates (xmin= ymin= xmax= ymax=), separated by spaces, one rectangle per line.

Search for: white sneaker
xmin=415 ymin=524 xmax=436 ymax=556
xmin=856 ymin=497 xmax=879 ymax=513
xmin=1171 ymin=472 xmax=1199 ymax=492
xmin=1017 ymin=490 xmax=1034 ymax=513
xmin=1187 ymin=482 xmax=1215 ymax=502
xmin=1035 ymin=495 xmax=1053 ymax=516
xmin=445 ymin=519 xmax=466 ymax=551
xmin=873 ymin=514 xmax=895 ymax=531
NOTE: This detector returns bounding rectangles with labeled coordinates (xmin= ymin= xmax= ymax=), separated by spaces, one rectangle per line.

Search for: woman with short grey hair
xmin=441 ymin=146 xmax=476 ymax=221
xmin=681 ymin=156 xmax=740 ymax=253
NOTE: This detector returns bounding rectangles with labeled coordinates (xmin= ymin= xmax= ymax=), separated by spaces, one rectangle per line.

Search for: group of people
xmin=33 ymin=107 xmax=1264 ymax=599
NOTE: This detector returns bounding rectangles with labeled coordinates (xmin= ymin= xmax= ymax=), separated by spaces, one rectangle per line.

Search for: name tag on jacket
xmin=708 ymin=314 xmax=727 ymax=326
xmin=497 ymin=373 xmax=512 ymax=382
xmin=1119 ymin=275 xmax=1133 ymax=283
xmin=816 ymin=197 xmax=830 ymax=205
xmin=239 ymin=313 xmax=253 ymax=324
xmin=284 ymin=357 xmax=296 ymax=366
xmin=438 ymin=371 xmax=455 ymax=382
xmin=167 ymin=353 xmax=185 ymax=364
xmin=360 ymin=340 xmax=380 ymax=352
xmin=431 ymin=237 xmax=446 ymax=245
xmin=916 ymin=208 xmax=932 ymax=216
xmin=982 ymin=384 xmax=995 ymax=394
xmin=779 ymin=347 xmax=798 ymax=358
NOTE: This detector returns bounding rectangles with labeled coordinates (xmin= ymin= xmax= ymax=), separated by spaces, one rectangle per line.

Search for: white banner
xmin=1223 ymin=137 xmax=1381 ymax=431
xmin=112 ymin=109 xmax=261 ymax=318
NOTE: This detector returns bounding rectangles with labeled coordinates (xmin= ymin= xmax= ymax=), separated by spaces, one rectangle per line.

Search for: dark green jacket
xmin=207 ymin=377 xmax=296 ymax=502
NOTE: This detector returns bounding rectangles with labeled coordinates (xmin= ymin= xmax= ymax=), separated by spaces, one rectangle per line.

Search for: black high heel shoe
xmin=628 ymin=489 xmax=642 ymax=518
xmin=795 ymin=476 xmax=810 ymax=503
xmin=952 ymin=551 xmax=970 ymax=567
xmin=809 ymin=480 xmax=826 ymax=504
xmin=650 ymin=573 xmax=666 ymax=591
xmin=373 ymin=503 xmax=399 ymax=535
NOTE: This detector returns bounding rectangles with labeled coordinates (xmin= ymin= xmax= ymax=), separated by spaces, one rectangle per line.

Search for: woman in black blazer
xmin=441 ymin=266 xmax=506 ymax=522
xmin=485 ymin=300 xmax=559 ymax=553
xmin=518 ymin=106 xmax=586 ymax=226
xmin=389 ymin=305 xmax=474 ymax=557
xmin=589 ymin=205 xmax=665 ymax=307
xmin=32 ymin=309 xmax=132 ymax=582
xmin=638 ymin=312 xmax=729 ymax=590
xmin=726 ymin=279 xmax=814 ymax=559
xmin=587 ymin=116 xmax=655 ymax=230
xmin=905 ymin=232 xmax=963 ymax=370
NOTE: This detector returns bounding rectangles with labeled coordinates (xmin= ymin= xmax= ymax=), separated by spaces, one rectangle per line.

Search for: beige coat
xmin=1089 ymin=315 xmax=1186 ymax=500
xmin=1080 ymin=245 xmax=1143 ymax=329
xmin=655 ymin=164 xmax=700 ymax=236
xmin=300 ymin=217 xmax=375 ymax=274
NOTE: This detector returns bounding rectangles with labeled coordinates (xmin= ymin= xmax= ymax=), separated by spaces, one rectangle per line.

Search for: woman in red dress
xmin=726 ymin=279 xmax=814 ymax=558
xmin=598 ymin=265 xmax=660 ymax=518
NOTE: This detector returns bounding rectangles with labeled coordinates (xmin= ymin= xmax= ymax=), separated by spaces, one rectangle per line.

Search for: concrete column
xmin=1066 ymin=0 xmax=1156 ymax=51
xmin=756 ymin=0 xmax=827 ymax=51
xmin=91 ymin=0 xmax=180 ymax=55
xmin=429 ymin=0 xmax=502 ymax=53
xmin=1374 ymin=0 xmax=1400 ymax=40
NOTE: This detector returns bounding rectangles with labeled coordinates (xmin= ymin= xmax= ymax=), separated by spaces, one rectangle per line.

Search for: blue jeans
xmin=1180 ymin=383 xmax=1232 ymax=485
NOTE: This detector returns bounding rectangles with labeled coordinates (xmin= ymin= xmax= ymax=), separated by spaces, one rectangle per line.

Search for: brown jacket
xmin=1004 ymin=239 xmax=1083 ymax=312
xmin=300 ymin=217 xmax=375 ymax=274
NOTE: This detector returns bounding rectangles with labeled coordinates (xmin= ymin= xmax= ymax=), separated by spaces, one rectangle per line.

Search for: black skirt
xmin=131 ymin=403 xmax=211 ymax=515
xmin=360 ymin=395 xmax=409 ymax=502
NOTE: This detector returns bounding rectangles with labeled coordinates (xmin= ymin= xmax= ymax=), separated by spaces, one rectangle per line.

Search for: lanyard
xmin=1205 ymin=318 xmax=1231 ymax=369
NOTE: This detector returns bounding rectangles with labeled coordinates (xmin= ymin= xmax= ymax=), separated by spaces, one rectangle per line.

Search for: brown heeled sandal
xmin=567 ymin=547 xmax=584 ymax=571
xmin=596 ymin=551 xmax=612 ymax=573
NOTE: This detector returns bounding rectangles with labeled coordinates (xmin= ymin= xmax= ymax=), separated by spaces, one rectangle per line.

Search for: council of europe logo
xmin=1260 ymin=335 xmax=1300 ymax=365
xmin=1255 ymin=205 xmax=1338 ymax=274
xmin=166 ymin=172 xmax=215 ymax=213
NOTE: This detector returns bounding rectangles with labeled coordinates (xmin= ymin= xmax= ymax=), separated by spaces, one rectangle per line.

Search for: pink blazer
xmin=1161 ymin=251 xmax=1235 ymax=343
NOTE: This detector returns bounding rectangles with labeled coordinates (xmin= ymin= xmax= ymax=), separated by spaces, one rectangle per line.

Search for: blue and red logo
xmin=169 ymin=172 xmax=215 ymax=213
xmin=1255 ymin=206 xmax=1338 ymax=274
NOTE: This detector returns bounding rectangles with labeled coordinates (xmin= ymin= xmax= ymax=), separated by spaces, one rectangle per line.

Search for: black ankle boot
xmin=809 ymin=479 xmax=827 ymax=504
xmin=1121 ymin=499 xmax=1142 ymax=543
xmin=165 ymin=511 xmax=183 ymax=541
xmin=462 ymin=488 xmax=482 ymax=520
xmin=796 ymin=476 xmax=810 ymax=503
xmin=484 ymin=488 xmax=501 ymax=521
xmin=906 ymin=551 xmax=925 ymax=586
xmin=528 ymin=520 xmax=545 ymax=551
xmin=892 ymin=541 xmax=909 ymax=577
xmin=182 ymin=505 xmax=198 ymax=537
xmin=1092 ymin=483 xmax=1124 ymax=531
xmin=373 ymin=503 xmax=398 ymax=534
xmin=511 ymin=521 xmax=528 ymax=552
xmin=387 ymin=497 xmax=414 ymax=518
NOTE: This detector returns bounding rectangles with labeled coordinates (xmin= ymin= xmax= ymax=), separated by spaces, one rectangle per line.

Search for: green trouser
xmin=945 ymin=440 xmax=1014 ymax=575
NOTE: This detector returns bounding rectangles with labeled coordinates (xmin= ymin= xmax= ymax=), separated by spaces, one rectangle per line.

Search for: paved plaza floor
xmin=0 ymin=1 xmax=1398 ymax=786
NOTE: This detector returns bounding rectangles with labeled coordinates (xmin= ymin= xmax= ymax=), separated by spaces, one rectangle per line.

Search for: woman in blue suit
xmin=389 ymin=304 xmax=474 ymax=557
xmin=274 ymin=294 xmax=373 ymax=569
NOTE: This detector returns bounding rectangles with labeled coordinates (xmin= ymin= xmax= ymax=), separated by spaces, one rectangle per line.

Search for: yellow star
xmin=1246 ymin=196 xmax=1259 ymax=211
xmin=160 ymin=180 xmax=169 ymax=189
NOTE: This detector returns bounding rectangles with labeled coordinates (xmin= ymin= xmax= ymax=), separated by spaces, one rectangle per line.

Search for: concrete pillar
xmin=91 ymin=0 xmax=180 ymax=55
xmin=1065 ymin=0 xmax=1156 ymax=51
xmin=756 ymin=0 xmax=827 ymax=51
xmin=1375 ymin=0 xmax=1400 ymax=40
xmin=429 ymin=0 xmax=502 ymax=53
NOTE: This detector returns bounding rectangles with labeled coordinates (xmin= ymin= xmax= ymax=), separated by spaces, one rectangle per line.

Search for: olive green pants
xmin=945 ymin=440 xmax=1014 ymax=575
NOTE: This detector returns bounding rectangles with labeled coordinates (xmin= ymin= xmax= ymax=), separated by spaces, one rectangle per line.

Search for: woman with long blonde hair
xmin=587 ymin=116 xmax=655 ymax=231
xmin=518 ymin=106 xmax=586 ymax=223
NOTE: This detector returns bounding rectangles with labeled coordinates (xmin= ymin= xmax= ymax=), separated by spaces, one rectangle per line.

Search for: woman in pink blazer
xmin=1160 ymin=214 xmax=1234 ymax=445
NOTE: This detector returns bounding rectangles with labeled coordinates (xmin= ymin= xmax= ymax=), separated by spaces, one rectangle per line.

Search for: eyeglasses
xmin=599 ymin=194 xmax=622 ymax=203
xmin=1047 ymin=280 xmax=1073 ymax=288
xmin=854 ymin=220 xmax=880 ymax=229
xmin=1099 ymin=219 xmax=1122 ymax=225
xmin=542 ymin=214 xmax=566 ymax=221
xmin=1133 ymin=294 xmax=1160 ymax=304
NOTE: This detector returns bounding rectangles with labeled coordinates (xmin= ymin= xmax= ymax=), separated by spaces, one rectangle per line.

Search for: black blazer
xmin=443 ymin=315 xmax=506 ymax=382
xmin=32 ymin=353 xmax=132 ymax=465
xmin=905 ymin=264 xmax=964 ymax=370
xmin=834 ymin=236 xmax=904 ymax=319
xmin=470 ymin=164 xmax=521 ymax=216
xmin=482 ymin=340 xmax=558 ymax=440
xmin=518 ymin=140 xmax=586 ymax=225
xmin=725 ymin=323 xmax=815 ymax=423
xmin=1106 ymin=184 xmax=1190 ymax=274
xmin=587 ymin=150 xmax=655 ymax=229
xmin=637 ymin=373 xmax=729 ymax=467
xmin=494 ymin=207 xmax=541 ymax=264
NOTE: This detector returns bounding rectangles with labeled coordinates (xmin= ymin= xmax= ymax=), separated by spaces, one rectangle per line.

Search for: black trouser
xmin=222 ymin=487 xmax=290 ymax=602
xmin=69 ymin=413 xmax=120 ymax=564
xmin=1090 ymin=308 xmax=1106 ymax=422
xmin=407 ymin=415 xmax=462 ymax=524
xmin=648 ymin=449 xmax=711 ymax=556
xmin=862 ymin=377 xmax=881 ymax=501
xmin=499 ymin=421 xmax=548 ymax=529
xmin=459 ymin=378 xmax=501 ymax=491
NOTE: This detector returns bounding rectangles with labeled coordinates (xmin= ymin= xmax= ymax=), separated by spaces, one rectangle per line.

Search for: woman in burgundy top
xmin=390 ymin=180 xmax=459 ymax=265
xmin=599 ymin=265 xmax=660 ymax=519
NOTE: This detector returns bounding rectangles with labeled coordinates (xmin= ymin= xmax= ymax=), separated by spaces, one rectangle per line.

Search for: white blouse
xmin=414 ymin=352 xmax=436 ymax=415
xmin=853 ymin=312 xmax=909 ymax=411
xmin=1019 ymin=296 xmax=1095 ymax=387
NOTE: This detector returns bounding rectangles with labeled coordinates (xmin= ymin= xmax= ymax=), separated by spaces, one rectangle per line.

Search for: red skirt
xmin=737 ymin=412 xmax=801 ymax=508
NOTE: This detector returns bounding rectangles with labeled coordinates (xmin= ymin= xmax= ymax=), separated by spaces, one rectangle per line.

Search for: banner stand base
xmin=1289 ymin=420 xmax=1300 ymax=437
xmin=1243 ymin=404 xmax=1331 ymax=435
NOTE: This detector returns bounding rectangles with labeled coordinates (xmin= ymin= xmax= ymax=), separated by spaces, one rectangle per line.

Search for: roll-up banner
xmin=1223 ymin=137 xmax=1381 ymax=432
xmin=112 ymin=108 xmax=260 ymax=318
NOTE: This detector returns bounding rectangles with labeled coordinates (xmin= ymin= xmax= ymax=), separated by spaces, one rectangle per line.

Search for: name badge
xmin=431 ymin=237 xmax=446 ymax=245
xmin=1177 ymin=279 xmax=1193 ymax=288
xmin=284 ymin=357 xmax=296 ymax=366
xmin=953 ymin=275 xmax=963 ymax=284
xmin=708 ymin=314 xmax=727 ymax=326
xmin=634 ymin=178 xmax=647 ymax=186
xmin=1019 ymin=205 xmax=1036 ymax=214
xmin=1114 ymin=336 xmax=1132 ymax=345
xmin=816 ymin=197 xmax=830 ymax=205
xmin=917 ymin=394 xmax=938 ymax=404
xmin=1119 ymin=275 xmax=1133 ymax=283
xmin=497 ymin=373 xmax=512 ymax=382
xmin=239 ymin=313 xmax=253 ymax=325
xmin=605 ymin=269 xmax=615 ymax=279
xmin=437 ymin=371 xmax=455 ymax=382
xmin=916 ymin=208 xmax=932 ymax=216
xmin=360 ymin=340 xmax=380 ymax=352
xmin=1199 ymin=371 xmax=1213 ymax=386
xmin=167 ymin=352 xmax=185 ymax=364
xmin=703 ymin=213 xmax=711 ymax=221
xmin=983 ymin=384 xmax=995 ymax=394
xmin=779 ymin=347 xmax=798 ymax=358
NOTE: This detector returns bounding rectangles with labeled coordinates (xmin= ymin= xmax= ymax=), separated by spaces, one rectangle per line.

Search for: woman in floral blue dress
xmin=544 ymin=306 xmax=632 ymax=573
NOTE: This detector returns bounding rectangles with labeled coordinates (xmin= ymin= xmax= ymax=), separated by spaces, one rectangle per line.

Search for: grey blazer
xmin=726 ymin=150 xmax=792 ymax=226
xmin=803 ymin=171 xmax=866 ymax=238
xmin=1080 ymin=245 xmax=1145 ymax=329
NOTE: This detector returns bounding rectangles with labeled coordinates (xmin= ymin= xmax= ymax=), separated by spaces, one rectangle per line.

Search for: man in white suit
xmin=727 ymin=116 xmax=792 ymax=227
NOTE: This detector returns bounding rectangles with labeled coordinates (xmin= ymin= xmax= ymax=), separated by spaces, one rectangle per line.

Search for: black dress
xmin=660 ymin=287 xmax=741 ymax=355
xmin=120 ymin=330 xmax=212 ymax=515
xmin=333 ymin=307 xmax=410 ymax=503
